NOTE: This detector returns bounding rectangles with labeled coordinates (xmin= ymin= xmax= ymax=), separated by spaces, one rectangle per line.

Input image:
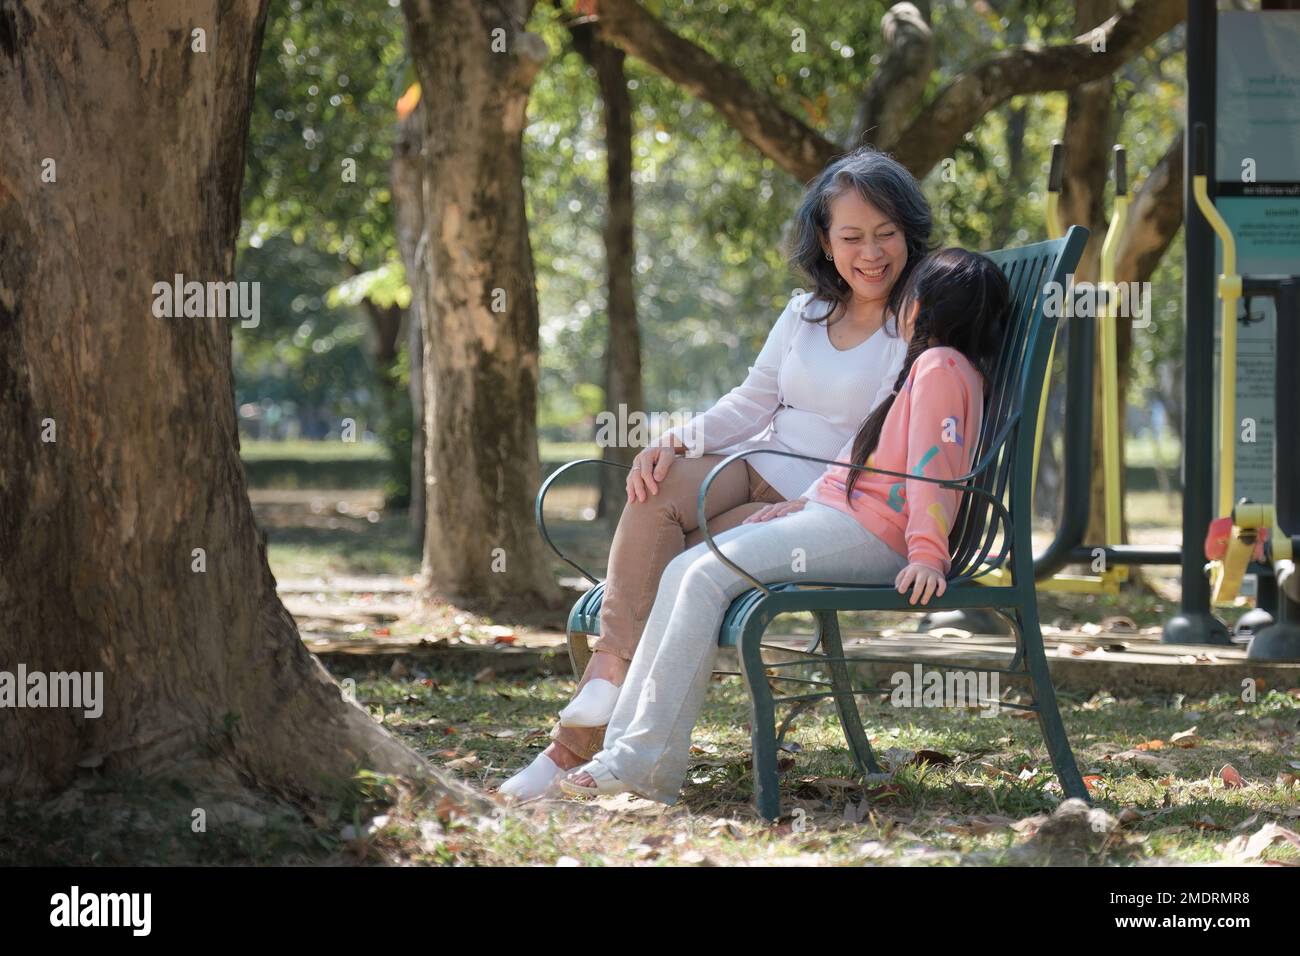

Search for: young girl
xmin=558 ymin=248 xmax=1011 ymax=804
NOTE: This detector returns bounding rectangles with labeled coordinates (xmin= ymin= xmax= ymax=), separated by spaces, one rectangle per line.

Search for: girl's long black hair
xmin=842 ymin=248 xmax=1012 ymax=504
xmin=785 ymin=144 xmax=932 ymax=332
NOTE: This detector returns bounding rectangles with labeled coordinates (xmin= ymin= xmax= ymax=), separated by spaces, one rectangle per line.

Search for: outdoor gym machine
xmin=927 ymin=140 xmax=1177 ymax=634
xmin=1030 ymin=140 xmax=1177 ymax=593
xmin=932 ymin=3 xmax=1298 ymax=663
xmin=1164 ymin=1 xmax=1300 ymax=660
xmin=1189 ymin=121 xmax=1300 ymax=660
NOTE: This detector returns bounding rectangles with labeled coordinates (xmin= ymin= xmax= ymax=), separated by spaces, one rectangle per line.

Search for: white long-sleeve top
xmin=662 ymin=291 xmax=907 ymax=501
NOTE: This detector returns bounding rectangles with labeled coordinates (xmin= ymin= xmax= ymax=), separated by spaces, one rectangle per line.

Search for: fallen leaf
xmin=910 ymin=749 xmax=954 ymax=767
xmin=1101 ymin=616 xmax=1138 ymax=633
xmin=1107 ymin=750 xmax=1178 ymax=774
xmin=977 ymin=761 xmax=1018 ymax=782
xmin=1220 ymin=764 xmax=1246 ymax=788
xmin=958 ymin=814 xmax=1017 ymax=835
xmin=863 ymin=783 xmax=905 ymax=804
xmin=1224 ymin=823 xmax=1300 ymax=862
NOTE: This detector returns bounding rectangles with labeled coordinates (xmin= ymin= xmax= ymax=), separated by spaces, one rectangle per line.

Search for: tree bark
xmin=400 ymin=0 xmax=557 ymax=606
xmin=568 ymin=13 xmax=645 ymax=522
xmin=0 ymin=0 xmax=479 ymax=810
xmin=353 ymin=268 xmax=411 ymax=507
xmin=393 ymin=99 xmax=427 ymax=544
xmin=1115 ymin=130 xmax=1184 ymax=286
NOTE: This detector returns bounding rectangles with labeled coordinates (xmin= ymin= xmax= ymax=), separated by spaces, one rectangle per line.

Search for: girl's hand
xmin=894 ymin=563 xmax=947 ymax=605
xmin=743 ymin=497 xmax=807 ymax=524
xmin=626 ymin=438 xmax=683 ymax=502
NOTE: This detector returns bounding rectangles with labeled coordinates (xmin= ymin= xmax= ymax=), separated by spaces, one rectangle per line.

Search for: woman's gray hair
xmin=785 ymin=144 xmax=932 ymax=327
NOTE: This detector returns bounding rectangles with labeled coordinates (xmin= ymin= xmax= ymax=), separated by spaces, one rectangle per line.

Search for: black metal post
xmin=1164 ymin=1 xmax=1231 ymax=644
xmin=1248 ymin=277 xmax=1300 ymax=660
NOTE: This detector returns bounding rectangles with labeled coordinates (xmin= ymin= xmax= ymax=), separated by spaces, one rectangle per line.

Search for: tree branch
xmin=851 ymin=3 xmax=934 ymax=149
xmin=885 ymin=0 xmax=1182 ymax=175
xmin=589 ymin=0 xmax=838 ymax=180
xmin=588 ymin=0 xmax=1180 ymax=186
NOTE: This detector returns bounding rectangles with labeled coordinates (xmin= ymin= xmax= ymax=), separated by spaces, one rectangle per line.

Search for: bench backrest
xmin=944 ymin=226 xmax=1090 ymax=582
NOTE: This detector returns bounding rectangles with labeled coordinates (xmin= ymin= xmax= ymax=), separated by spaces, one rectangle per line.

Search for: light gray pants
xmin=590 ymin=500 xmax=910 ymax=804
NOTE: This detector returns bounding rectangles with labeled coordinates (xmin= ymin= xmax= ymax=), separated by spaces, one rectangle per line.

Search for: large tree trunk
xmin=568 ymin=15 xmax=645 ymax=523
xmin=0 ymin=0 xmax=477 ymax=809
xmin=400 ymin=0 xmax=556 ymax=606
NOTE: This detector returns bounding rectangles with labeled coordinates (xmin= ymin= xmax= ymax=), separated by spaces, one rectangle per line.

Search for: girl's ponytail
xmin=843 ymin=325 xmax=930 ymax=503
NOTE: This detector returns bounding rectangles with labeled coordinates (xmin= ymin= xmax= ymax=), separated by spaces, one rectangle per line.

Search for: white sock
xmin=497 ymin=752 xmax=564 ymax=802
xmin=558 ymin=678 xmax=622 ymax=728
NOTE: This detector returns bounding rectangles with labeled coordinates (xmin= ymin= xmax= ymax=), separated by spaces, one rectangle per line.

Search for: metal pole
xmin=1248 ymin=277 xmax=1300 ymax=659
xmin=1164 ymin=0 xmax=1231 ymax=644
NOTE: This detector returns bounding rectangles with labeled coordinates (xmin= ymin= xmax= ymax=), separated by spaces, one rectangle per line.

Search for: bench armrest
xmin=535 ymin=458 xmax=632 ymax=587
xmin=695 ymin=448 xmax=1014 ymax=596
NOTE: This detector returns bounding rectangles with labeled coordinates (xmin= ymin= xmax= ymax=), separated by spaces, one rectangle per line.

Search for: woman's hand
xmin=742 ymin=497 xmax=808 ymax=524
xmin=626 ymin=437 xmax=684 ymax=502
xmin=894 ymin=563 xmax=947 ymax=605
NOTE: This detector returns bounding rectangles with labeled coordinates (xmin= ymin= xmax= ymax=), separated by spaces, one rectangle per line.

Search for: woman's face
xmin=820 ymin=190 xmax=909 ymax=306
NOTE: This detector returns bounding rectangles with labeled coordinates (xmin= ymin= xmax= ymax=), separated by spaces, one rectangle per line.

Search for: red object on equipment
xmin=1204 ymin=516 xmax=1232 ymax=561
xmin=1203 ymin=516 xmax=1269 ymax=562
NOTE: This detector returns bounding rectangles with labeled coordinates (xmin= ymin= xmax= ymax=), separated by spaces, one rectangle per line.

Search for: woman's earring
xmin=825 ymin=252 xmax=833 ymax=260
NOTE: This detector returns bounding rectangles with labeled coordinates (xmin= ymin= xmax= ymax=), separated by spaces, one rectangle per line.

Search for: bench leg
xmin=737 ymin=616 xmax=782 ymax=822
xmin=818 ymin=611 xmax=883 ymax=777
xmin=566 ymin=628 xmax=592 ymax=677
xmin=1017 ymin=601 xmax=1090 ymax=803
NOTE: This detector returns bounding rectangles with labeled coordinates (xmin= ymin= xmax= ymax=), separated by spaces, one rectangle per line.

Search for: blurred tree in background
xmin=238 ymin=0 xmax=414 ymax=505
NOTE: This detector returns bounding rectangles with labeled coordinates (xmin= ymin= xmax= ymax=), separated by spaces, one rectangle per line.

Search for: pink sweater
xmin=807 ymin=347 xmax=984 ymax=574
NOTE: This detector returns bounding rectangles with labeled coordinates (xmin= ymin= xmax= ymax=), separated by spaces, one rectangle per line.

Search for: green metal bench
xmin=536 ymin=227 xmax=1091 ymax=820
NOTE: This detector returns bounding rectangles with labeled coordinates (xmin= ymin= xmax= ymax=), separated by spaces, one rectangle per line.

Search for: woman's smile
xmin=855 ymin=263 xmax=889 ymax=283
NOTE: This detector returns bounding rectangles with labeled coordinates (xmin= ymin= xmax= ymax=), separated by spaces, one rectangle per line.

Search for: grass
xmin=9 ymin=658 xmax=1294 ymax=866
xmin=241 ymin=438 xmax=389 ymax=461
xmin=10 ymin=481 xmax=1292 ymax=867
xmin=318 ymin=662 xmax=1300 ymax=866
xmin=256 ymin=487 xmax=1295 ymax=866
xmin=254 ymin=489 xmax=420 ymax=577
